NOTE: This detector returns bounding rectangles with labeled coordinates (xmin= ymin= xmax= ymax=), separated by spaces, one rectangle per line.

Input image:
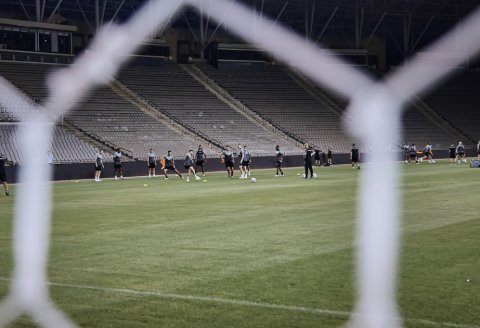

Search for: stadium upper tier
xmin=0 ymin=62 xmax=215 ymax=161
xmin=117 ymin=62 xmax=302 ymax=156
xmin=198 ymin=63 xmax=461 ymax=150
xmin=422 ymin=71 xmax=480 ymax=142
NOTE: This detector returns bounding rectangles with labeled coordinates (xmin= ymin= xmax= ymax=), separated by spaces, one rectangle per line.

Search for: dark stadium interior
xmin=1 ymin=0 xmax=480 ymax=175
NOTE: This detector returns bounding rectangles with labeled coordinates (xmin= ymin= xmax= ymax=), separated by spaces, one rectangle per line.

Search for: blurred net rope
xmin=0 ymin=0 xmax=479 ymax=327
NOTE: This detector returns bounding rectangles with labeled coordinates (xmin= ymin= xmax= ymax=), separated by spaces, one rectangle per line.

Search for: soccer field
xmin=0 ymin=162 xmax=479 ymax=328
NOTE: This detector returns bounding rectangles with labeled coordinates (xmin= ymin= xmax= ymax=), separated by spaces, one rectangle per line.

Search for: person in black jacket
xmin=304 ymin=144 xmax=314 ymax=179
xmin=0 ymin=155 xmax=10 ymax=196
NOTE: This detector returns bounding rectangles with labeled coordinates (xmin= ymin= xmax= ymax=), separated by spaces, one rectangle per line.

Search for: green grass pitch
xmin=0 ymin=161 xmax=479 ymax=327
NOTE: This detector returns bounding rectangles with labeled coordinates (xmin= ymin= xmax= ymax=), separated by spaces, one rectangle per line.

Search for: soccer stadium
xmin=0 ymin=0 xmax=479 ymax=327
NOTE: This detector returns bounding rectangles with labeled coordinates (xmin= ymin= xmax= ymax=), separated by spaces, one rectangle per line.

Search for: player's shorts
xmin=196 ymin=160 xmax=205 ymax=166
xmin=225 ymin=160 xmax=234 ymax=168
xmin=114 ymin=163 xmax=122 ymax=169
xmin=184 ymin=165 xmax=191 ymax=170
xmin=423 ymin=152 xmax=429 ymax=157
xmin=314 ymin=154 xmax=321 ymax=160
xmin=95 ymin=165 xmax=103 ymax=171
xmin=165 ymin=165 xmax=175 ymax=170
xmin=275 ymin=160 xmax=282 ymax=167
xmin=410 ymin=153 xmax=417 ymax=159
xmin=148 ymin=163 xmax=156 ymax=169
xmin=457 ymin=151 xmax=465 ymax=156
xmin=352 ymin=155 xmax=359 ymax=162
xmin=0 ymin=173 xmax=7 ymax=183
xmin=241 ymin=161 xmax=249 ymax=167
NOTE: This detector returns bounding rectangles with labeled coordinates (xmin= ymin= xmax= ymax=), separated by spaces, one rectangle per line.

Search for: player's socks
xmin=5 ymin=190 xmax=9 ymax=196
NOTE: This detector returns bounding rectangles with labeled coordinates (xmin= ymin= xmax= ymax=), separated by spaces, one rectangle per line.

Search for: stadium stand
xmin=199 ymin=63 xmax=461 ymax=151
xmin=0 ymin=62 xmax=212 ymax=161
xmin=421 ymin=71 xmax=480 ymax=142
xmin=117 ymin=62 xmax=302 ymax=156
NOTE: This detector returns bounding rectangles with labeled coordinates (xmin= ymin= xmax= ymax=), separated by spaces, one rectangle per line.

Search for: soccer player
xmin=402 ymin=142 xmax=409 ymax=163
xmin=240 ymin=145 xmax=251 ymax=179
xmin=477 ymin=140 xmax=480 ymax=159
xmin=326 ymin=146 xmax=333 ymax=166
xmin=195 ymin=144 xmax=207 ymax=176
xmin=221 ymin=145 xmax=235 ymax=178
xmin=314 ymin=147 xmax=321 ymax=167
xmin=304 ymin=143 xmax=314 ymax=179
xmin=0 ymin=155 xmax=10 ymax=196
xmin=274 ymin=145 xmax=284 ymax=176
xmin=162 ymin=150 xmax=183 ymax=179
xmin=419 ymin=143 xmax=435 ymax=163
xmin=351 ymin=143 xmax=360 ymax=170
xmin=408 ymin=143 xmax=418 ymax=164
xmin=147 ymin=149 xmax=156 ymax=177
xmin=184 ymin=150 xmax=201 ymax=182
xmin=113 ymin=148 xmax=124 ymax=180
xmin=449 ymin=144 xmax=456 ymax=165
xmin=94 ymin=150 xmax=104 ymax=182
xmin=455 ymin=141 xmax=467 ymax=164
xmin=237 ymin=144 xmax=245 ymax=178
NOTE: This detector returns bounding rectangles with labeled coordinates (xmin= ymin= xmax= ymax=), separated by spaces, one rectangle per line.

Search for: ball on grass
xmin=143 ymin=184 xmax=148 ymax=187
xmin=250 ymin=177 xmax=256 ymax=183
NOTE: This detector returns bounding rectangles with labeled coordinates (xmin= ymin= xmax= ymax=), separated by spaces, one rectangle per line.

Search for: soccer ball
xmin=250 ymin=177 xmax=256 ymax=183
xmin=313 ymin=173 xmax=317 ymax=178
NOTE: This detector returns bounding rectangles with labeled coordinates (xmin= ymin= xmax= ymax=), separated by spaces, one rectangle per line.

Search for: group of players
xmin=402 ymin=140 xmax=475 ymax=164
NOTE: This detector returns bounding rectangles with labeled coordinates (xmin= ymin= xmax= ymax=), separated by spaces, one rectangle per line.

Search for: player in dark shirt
xmin=274 ymin=145 xmax=284 ymax=177
xmin=304 ymin=143 xmax=314 ymax=179
xmin=113 ymin=149 xmax=124 ymax=180
xmin=455 ymin=141 xmax=467 ymax=164
xmin=0 ymin=155 xmax=10 ymax=196
xmin=195 ymin=145 xmax=207 ymax=176
xmin=449 ymin=144 xmax=456 ymax=164
xmin=221 ymin=145 xmax=235 ymax=178
xmin=351 ymin=144 xmax=360 ymax=170
xmin=162 ymin=151 xmax=183 ymax=179
xmin=326 ymin=146 xmax=333 ymax=166
xmin=314 ymin=147 xmax=321 ymax=167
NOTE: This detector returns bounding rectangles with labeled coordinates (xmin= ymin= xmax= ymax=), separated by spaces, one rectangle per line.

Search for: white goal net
xmin=1 ymin=0 xmax=480 ymax=327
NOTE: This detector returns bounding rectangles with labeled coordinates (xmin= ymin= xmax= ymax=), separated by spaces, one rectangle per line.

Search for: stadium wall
xmin=5 ymin=149 xmax=476 ymax=183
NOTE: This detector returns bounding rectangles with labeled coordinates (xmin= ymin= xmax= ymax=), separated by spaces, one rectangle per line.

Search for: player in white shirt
xmin=147 ymin=149 xmax=156 ymax=177
xmin=184 ymin=150 xmax=201 ymax=182
xmin=94 ymin=150 xmax=104 ymax=182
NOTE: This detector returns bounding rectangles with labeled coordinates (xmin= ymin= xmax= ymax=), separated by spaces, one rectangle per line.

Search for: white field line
xmin=0 ymin=278 xmax=476 ymax=328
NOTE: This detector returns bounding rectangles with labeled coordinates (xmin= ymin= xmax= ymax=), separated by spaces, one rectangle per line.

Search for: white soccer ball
xmin=313 ymin=173 xmax=317 ymax=178
xmin=250 ymin=177 xmax=256 ymax=183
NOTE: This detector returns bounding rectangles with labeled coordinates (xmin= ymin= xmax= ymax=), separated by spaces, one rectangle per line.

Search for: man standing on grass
xmin=147 ymin=149 xmax=157 ymax=177
xmin=274 ymin=145 xmax=284 ymax=177
xmin=113 ymin=148 xmax=124 ymax=180
xmin=240 ymin=145 xmax=251 ymax=179
xmin=0 ymin=155 xmax=10 ymax=196
xmin=195 ymin=144 xmax=207 ymax=176
xmin=163 ymin=150 xmax=183 ymax=180
xmin=449 ymin=144 xmax=456 ymax=165
xmin=221 ymin=145 xmax=235 ymax=178
xmin=304 ymin=143 xmax=314 ymax=179
xmin=94 ymin=150 xmax=104 ymax=182
xmin=455 ymin=141 xmax=467 ymax=164
xmin=351 ymin=143 xmax=360 ymax=170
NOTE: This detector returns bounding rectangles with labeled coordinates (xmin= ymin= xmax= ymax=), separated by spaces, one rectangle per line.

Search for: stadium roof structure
xmin=0 ymin=0 xmax=479 ymax=61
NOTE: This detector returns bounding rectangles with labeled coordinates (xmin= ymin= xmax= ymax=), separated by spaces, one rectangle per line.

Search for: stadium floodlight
xmin=0 ymin=0 xmax=480 ymax=327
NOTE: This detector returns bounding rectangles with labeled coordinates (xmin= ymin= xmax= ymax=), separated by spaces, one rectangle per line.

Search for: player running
xmin=162 ymin=151 xmax=183 ymax=179
xmin=184 ymin=150 xmax=201 ymax=182
xmin=195 ymin=145 xmax=207 ymax=176
xmin=274 ymin=145 xmax=284 ymax=176
xmin=351 ymin=143 xmax=360 ymax=170
xmin=94 ymin=150 xmax=104 ymax=182
xmin=221 ymin=145 xmax=235 ymax=178
xmin=147 ymin=149 xmax=157 ymax=177
xmin=0 ymin=155 xmax=10 ymax=196
xmin=419 ymin=143 xmax=435 ymax=163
